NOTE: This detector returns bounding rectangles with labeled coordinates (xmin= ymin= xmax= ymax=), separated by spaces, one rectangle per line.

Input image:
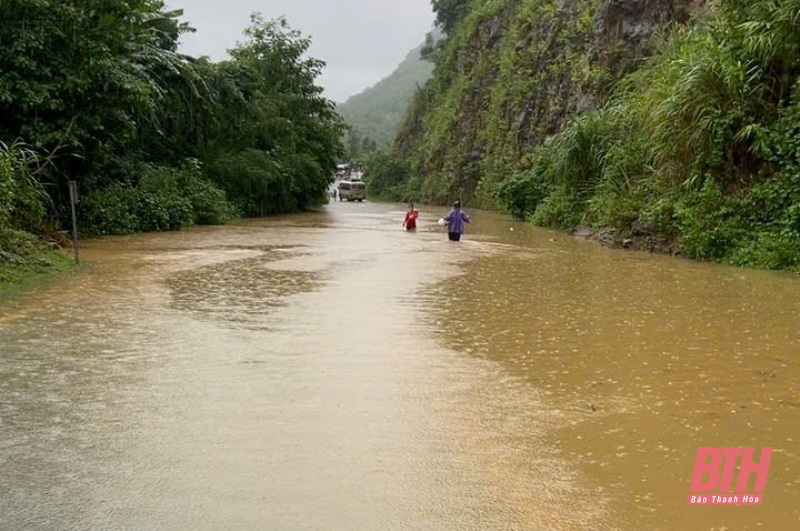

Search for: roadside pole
xmin=68 ymin=180 xmax=80 ymax=265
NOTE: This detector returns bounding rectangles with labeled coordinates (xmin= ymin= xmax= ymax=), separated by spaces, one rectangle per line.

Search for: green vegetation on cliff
xmin=1 ymin=1 xmax=344 ymax=287
xmin=376 ymin=0 xmax=800 ymax=272
xmin=388 ymin=0 xmax=613 ymax=204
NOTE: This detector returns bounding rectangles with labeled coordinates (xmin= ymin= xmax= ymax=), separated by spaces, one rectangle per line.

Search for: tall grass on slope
xmin=497 ymin=0 xmax=800 ymax=271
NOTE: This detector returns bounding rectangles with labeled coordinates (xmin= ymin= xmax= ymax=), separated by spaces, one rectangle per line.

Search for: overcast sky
xmin=168 ymin=0 xmax=435 ymax=103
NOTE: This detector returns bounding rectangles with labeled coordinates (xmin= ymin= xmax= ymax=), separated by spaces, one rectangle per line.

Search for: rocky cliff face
xmin=394 ymin=0 xmax=706 ymax=206
xmin=592 ymin=0 xmax=707 ymax=72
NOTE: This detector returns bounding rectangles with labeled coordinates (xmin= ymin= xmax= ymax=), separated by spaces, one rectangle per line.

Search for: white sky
xmin=168 ymin=0 xmax=435 ymax=102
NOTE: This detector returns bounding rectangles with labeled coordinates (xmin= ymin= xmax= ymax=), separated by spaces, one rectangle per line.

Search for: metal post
xmin=67 ymin=180 xmax=80 ymax=265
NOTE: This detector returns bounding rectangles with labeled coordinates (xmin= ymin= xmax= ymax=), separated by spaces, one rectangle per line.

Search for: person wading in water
xmin=440 ymin=201 xmax=471 ymax=241
xmin=402 ymin=203 xmax=419 ymax=231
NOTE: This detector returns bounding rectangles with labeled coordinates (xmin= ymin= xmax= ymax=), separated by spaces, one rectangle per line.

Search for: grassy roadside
xmin=0 ymin=230 xmax=78 ymax=297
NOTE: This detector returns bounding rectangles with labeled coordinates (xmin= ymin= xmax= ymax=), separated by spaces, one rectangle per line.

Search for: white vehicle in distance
xmin=338 ymin=180 xmax=365 ymax=202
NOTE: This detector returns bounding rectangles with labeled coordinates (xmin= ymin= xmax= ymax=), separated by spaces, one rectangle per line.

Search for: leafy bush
xmin=0 ymin=140 xmax=49 ymax=232
xmin=135 ymin=168 xmax=195 ymax=232
xmin=0 ymin=227 xmax=50 ymax=262
xmin=673 ymin=78 xmax=800 ymax=267
xmin=674 ymin=178 xmax=745 ymax=260
xmin=81 ymin=183 xmax=141 ymax=236
xmin=728 ymin=232 xmax=800 ymax=271
xmin=396 ymin=175 xmax=424 ymax=202
xmin=494 ymin=167 xmax=549 ymax=220
xmin=185 ymin=175 xmax=237 ymax=225
xmin=364 ymin=151 xmax=418 ymax=201
xmin=82 ymin=161 xmax=235 ymax=235
xmin=204 ymin=149 xmax=295 ymax=217
xmin=495 ymin=110 xmax=613 ymax=225
xmin=530 ymin=185 xmax=586 ymax=229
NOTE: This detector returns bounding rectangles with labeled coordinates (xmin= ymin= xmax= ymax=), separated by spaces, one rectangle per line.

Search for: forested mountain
xmin=368 ymin=0 xmax=800 ymax=272
xmin=0 ymin=1 xmax=344 ymax=287
xmin=337 ymin=38 xmax=435 ymax=156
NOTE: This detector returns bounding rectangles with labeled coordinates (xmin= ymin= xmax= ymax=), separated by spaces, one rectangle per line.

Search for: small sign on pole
xmin=67 ymin=180 xmax=80 ymax=265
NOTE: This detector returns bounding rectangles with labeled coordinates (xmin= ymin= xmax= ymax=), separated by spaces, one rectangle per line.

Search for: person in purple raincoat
xmin=441 ymin=201 xmax=471 ymax=241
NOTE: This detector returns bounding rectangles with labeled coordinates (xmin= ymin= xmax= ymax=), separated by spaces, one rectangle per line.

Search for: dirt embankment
xmin=570 ymin=223 xmax=681 ymax=256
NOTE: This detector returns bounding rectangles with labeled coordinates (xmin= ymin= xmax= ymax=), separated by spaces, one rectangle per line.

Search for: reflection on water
xmin=435 ymin=216 xmax=800 ymax=530
xmin=0 ymin=201 xmax=798 ymax=530
xmin=166 ymin=246 xmax=324 ymax=331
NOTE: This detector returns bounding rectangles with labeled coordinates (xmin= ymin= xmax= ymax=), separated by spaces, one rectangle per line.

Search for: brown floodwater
xmin=1 ymin=201 xmax=798 ymax=530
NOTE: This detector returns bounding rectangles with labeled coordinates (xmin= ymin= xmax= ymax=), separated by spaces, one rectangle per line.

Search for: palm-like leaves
xmin=0 ymin=140 xmax=54 ymax=230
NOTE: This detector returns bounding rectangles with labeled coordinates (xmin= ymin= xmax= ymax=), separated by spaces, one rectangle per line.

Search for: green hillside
xmin=367 ymin=0 xmax=800 ymax=272
xmin=337 ymin=40 xmax=434 ymax=152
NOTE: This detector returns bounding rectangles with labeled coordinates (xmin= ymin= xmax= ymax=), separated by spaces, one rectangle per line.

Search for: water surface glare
xmin=1 ymin=202 xmax=798 ymax=530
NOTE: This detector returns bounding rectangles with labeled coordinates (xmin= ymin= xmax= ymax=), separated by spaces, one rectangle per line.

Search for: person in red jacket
xmin=402 ymin=203 xmax=419 ymax=231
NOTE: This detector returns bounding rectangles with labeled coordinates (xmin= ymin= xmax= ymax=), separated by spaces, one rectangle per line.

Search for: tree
xmin=0 ymin=1 xmax=193 ymax=170
xmin=203 ymin=15 xmax=345 ymax=214
xmin=431 ymin=0 xmax=471 ymax=35
xmin=0 ymin=4 xmax=344 ymax=246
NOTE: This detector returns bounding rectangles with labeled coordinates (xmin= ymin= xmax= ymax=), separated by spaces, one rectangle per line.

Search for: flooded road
xmin=1 ymin=202 xmax=799 ymax=530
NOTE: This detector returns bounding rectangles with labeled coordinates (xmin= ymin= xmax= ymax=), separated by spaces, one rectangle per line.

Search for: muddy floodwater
xmin=1 ymin=202 xmax=799 ymax=530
